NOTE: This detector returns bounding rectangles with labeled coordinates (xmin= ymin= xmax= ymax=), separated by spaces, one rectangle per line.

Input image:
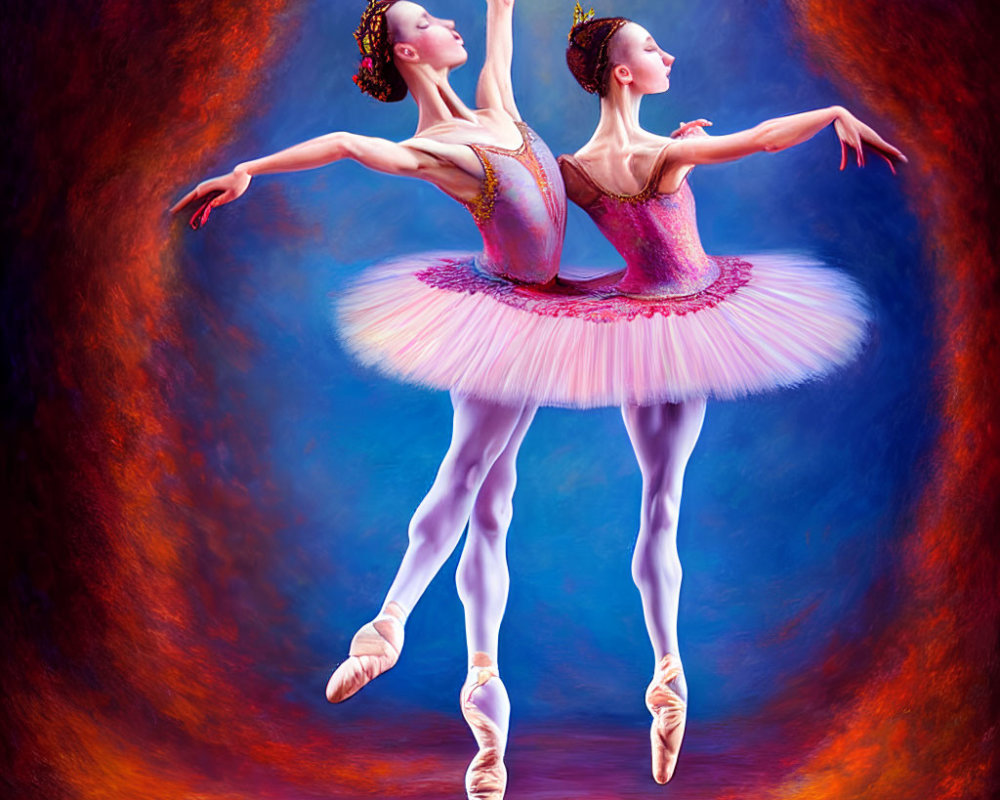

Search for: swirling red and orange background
xmin=3 ymin=1 xmax=997 ymax=798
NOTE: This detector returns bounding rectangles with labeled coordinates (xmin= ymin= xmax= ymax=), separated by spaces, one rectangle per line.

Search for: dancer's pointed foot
xmin=325 ymin=602 xmax=406 ymax=703
xmin=460 ymin=653 xmax=509 ymax=800
xmin=645 ymin=654 xmax=687 ymax=785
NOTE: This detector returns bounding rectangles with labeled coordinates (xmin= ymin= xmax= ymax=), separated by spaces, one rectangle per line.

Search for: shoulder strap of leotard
xmin=557 ymin=155 xmax=603 ymax=208
xmin=646 ymin=143 xmax=677 ymax=191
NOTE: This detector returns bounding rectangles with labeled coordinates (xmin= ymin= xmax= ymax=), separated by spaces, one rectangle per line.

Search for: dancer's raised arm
xmin=476 ymin=0 xmax=520 ymax=120
xmin=664 ymin=105 xmax=907 ymax=172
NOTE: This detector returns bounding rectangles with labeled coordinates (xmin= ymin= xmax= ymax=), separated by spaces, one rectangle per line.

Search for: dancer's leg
xmin=385 ymin=395 xmax=531 ymax=613
xmin=457 ymin=404 xmax=536 ymax=662
xmin=622 ymin=399 xmax=706 ymax=678
xmin=621 ymin=399 xmax=706 ymax=784
xmin=326 ymin=394 xmax=528 ymax=704
xmin=455 ymin=405 xmax=536 ymax=800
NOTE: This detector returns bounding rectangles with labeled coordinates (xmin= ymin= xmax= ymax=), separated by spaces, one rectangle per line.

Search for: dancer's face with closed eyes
xmin=386 ymin=1 xmax=468 ymax=71
xmin=609 ymin=22 xmax=675 ymax=95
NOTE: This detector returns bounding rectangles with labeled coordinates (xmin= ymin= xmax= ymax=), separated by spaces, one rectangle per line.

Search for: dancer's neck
xmin=404 ymin=64 xmax=477 ymax=134
xmin=588 ymin=86 xmax=646 ymax=149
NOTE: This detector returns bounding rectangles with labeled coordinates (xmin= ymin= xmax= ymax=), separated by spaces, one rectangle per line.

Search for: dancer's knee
xmin=470 ymin=493 xmax=514 ymax=541
xmin=644 ymin=489 xmax=681 ymax=533
xmin=445 ymin=441 xmax=506 ymax=494
xmin=407 ymin=517 xmax=462 ymax=554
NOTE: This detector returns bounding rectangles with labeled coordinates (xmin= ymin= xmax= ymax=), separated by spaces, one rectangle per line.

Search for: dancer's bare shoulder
xmin=396 ymin=110 xmax=525 ymax=199
xmin=413 ymin=109 xmax=523 ymax=151
xmin=570 ymin=134 xmax=673 ymax=197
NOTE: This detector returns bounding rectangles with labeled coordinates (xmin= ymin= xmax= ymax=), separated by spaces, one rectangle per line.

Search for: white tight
xmin=382 ymin=393 xmax=536 ymax=668
xmin=373 ymin=395 xmax=704 ymax=745
xmin=622 ymin=399 xmax=707 ymax=695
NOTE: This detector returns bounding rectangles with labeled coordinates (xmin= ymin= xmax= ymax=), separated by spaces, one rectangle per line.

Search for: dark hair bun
xmin=353 ymin=0 xmax=408 ymax=103
xmin=567 ymin=15 xmax=628 ymax=96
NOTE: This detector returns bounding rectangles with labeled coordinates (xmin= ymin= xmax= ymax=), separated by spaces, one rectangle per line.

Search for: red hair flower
xmin=361 ymin=56 xmax=373 ymax=70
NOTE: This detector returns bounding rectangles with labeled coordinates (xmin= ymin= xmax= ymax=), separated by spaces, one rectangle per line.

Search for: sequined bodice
xmin=464 ymin=123 xmax=566 ymax=285
xmin=558 ymin=155 xmax=719 ymax=296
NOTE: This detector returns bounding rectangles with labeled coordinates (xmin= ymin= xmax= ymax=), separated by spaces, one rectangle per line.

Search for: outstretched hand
xmin=671 ymin=119 xmax=712 ymax=139
xmin=832 ymin=109 xmax=907 ymax=174
xmin=170 ymin=169 xmax=252 ymax=230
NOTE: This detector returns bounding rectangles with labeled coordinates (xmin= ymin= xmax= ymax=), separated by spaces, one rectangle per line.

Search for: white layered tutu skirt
xmin=335 ymin=251 xmax=869 ymax=408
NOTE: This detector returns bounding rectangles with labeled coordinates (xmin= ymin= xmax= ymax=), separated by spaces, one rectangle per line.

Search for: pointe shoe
xmin=645 ymin=654 xmax=687 ymax=785
xmin=325 ymin=603 xmax=405 ymax=703
xmin=460 ymin=655 xmax=508 ymax=800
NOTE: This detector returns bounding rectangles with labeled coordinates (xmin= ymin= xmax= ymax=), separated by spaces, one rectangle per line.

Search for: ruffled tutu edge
xmin=334 ymin=251 xmax=870 ymax=409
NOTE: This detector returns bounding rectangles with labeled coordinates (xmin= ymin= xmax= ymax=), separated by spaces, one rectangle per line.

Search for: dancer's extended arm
xmin=476 ymin=0 xmax=520 ymax=120
xmin=170 ymin=132 xmax=477 ymax=225
xmin=664 ymin=106 xmax=906 ymax=172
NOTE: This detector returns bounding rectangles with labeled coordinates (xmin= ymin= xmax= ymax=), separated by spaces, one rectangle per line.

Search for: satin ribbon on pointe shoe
xmin=325 ymin=602 xmax=405 ymax=703
xmin=460 ymin=654 xmax=508 ymax=800
xmin=645 ymin=653 xmax=687 ymax=785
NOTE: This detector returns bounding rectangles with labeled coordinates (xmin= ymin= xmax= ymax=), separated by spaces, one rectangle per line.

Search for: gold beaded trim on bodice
xmin=465 ymin=122 xmax=560 ymax=225
xmin=465 ymin=157 xmax=499 ymax=224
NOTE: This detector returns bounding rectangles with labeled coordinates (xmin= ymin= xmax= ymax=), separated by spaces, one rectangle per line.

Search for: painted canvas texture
xmin=3 ymin=1 xmax=997 ymax=798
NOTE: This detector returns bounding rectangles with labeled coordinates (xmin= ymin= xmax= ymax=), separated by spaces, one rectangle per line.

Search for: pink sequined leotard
xmin=461 ymin=123 xmax=565 ymax=285
xmin=337 ymin=132 xmax=868 ymax=407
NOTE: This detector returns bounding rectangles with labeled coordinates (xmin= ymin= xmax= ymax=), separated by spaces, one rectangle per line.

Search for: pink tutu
xmin=334 ymin=131 xmax=869 ymax=409
xmin=335 ymin=249 xmax=868 ymax=408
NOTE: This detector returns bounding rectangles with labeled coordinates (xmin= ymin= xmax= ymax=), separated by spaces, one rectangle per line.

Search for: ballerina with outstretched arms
xmin=552 ymin=3 xmax=905 ymax=786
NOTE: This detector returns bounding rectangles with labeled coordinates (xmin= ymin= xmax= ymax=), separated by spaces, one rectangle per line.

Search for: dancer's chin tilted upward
xmin=553 ymin=1 xmax=905 ymax=786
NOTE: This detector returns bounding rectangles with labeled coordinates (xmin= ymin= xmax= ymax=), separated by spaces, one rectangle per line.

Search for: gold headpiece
xmin=355 ymin=0 xmax=391 ymax=57
xmin=566 ymin=4 xmax=628 ymax=94
xmin=570 ymin=2 xmax=596 ymax=38
xmin=353 ymin=0 xmax=406 ymax=102
xmin=358 ymin=31 xmax=374 ymax=57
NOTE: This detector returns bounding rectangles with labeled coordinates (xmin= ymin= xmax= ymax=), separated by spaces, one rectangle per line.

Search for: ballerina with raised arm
xmin=174 ymin=2 xmax=564 ymax=798
xmin=553 ymin=2 xmax=906 ymax=786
